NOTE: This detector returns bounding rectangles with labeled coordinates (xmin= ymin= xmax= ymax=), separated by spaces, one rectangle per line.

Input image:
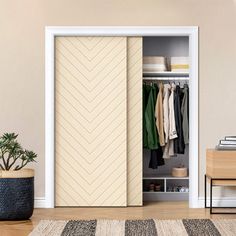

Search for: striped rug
xmin=30 ymin=219 xmax=236 ymax=236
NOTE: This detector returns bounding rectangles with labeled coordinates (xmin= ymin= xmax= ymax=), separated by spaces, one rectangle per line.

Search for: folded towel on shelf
xmin=170 ymin=57 xmax=189 ymax=72
xmin=143 ymin=56 xmax=167 ymax=73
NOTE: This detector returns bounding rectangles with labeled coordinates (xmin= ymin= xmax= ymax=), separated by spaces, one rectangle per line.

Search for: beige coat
xmin=163 ymin=84 xmax=171 ymax=158
xmin=163 ymin=84 xmax=170 ymax=143
xmin=155 ymin=82 xmax=165 ymax=146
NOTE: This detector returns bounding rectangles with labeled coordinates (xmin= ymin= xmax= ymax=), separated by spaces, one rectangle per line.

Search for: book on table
xmin=220 ymin=140 xmax=236 ymax=145
xmin=225 ymin=136 xmax=236 ymax=141
xmin=215 ymin=136 xmax=236 ymax=150
xmin=216 ymin=144 xmax=236 ymax=150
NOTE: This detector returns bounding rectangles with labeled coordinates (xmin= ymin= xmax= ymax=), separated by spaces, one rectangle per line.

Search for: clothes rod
xmin=143 ymin=72 xmax=189 ymax=77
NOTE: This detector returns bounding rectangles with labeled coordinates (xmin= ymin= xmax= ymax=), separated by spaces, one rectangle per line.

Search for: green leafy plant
xmin=0 ymin=133 xmax=37 ymax=171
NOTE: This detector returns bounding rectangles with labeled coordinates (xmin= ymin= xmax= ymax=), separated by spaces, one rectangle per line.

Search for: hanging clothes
xmin=174 ymin=85 xmax=185 ymax=154
xmin=144 ymin=84 xmax=159 ymax=149
xmin=155 ymin=82 xmax=165 ymax=146
xmin=150 ymin=83 xmax=165 ymax=169
xmin=143 ymin=83 xmax=165 ymax=169
xmin=143 ymin=80 xmax=189 ymax=167
xmin=149 ymin=148 xmax=165 ymax=169
xmin=163 ymin=84 xmax=171 ymax=143
xmin=181 ymin=84 xmax=189 ymax=144
xmin=153 ymin=83 xmax=159 ymax=104
xmin=168 ymin=83 xmax=178 ymax=156
xmin=162 ymin=83 xmax=171 ymax=159
xmin=169 ymin=83 xmax=178 ymax=140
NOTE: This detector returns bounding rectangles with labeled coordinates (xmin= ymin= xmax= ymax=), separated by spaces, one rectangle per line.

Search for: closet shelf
xmin=143 ymin=71 xmax=189 ymax=78
xmin=143 ymin=191 xmax=189 ymax=201
xmin=143 ymin=191 xmax=189 ymax=194
xmin=143 ymin=175 xmax=189 ymax=180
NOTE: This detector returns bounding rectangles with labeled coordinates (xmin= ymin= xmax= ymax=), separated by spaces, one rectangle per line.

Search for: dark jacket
xmin=174 ymin=85 xmax=185 ymax=154
xmin=149 ymin=148 xmax=165 ymax=169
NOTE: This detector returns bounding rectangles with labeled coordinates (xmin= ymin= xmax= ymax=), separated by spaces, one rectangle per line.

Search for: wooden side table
xmin=205 ymin=149 xmax=236 ymax=214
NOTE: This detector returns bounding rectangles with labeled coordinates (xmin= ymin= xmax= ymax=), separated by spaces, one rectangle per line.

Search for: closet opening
xmin=45 ymin=27 xmax=198 ymax=208
xmin=143 ymin=36 xmax=190 ymax=202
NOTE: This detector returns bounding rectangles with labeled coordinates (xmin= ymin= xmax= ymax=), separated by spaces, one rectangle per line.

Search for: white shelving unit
xmin=143 ymin=175 xmax=189 ymax=180
xmin=143 ymin=175 xmax=189 ymax=201
xmin=143 ymin=192 xmax=188 ymax=194
xmin=143 ymin=192 xmax=188 ymax=201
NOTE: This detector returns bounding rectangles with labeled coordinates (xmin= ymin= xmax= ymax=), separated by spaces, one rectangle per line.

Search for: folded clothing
xmin=170 ymin=57 xmax=189 ymax=72
xmin=143 ymin=56 xmax=167 ymax=72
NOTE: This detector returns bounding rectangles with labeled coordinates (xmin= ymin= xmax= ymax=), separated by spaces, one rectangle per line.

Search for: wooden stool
xmin=205 ymin=149 xmax=236 ymax=214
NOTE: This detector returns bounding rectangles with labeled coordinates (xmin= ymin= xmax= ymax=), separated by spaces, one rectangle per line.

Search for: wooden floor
xmin=1 ymin=201 xmax=236 ymax=236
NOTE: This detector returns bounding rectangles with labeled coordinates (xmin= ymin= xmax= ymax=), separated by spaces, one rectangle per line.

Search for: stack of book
xmin=216 ymin=136 xmax=236 ymax=150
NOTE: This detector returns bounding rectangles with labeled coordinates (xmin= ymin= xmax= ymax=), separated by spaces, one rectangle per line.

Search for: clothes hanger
xmin=184 ymin=81 xmax=188 ymax=88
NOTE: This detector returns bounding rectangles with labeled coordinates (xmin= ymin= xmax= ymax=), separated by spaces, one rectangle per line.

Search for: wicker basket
xmin=172 ymin=167 xmax=188 ymax=177
xmin=0 ymin=169 xmax=34 ymax=220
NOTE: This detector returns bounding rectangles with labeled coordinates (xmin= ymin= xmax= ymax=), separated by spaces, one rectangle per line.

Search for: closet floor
xmin=1 ymin=202 xmax=236 ymax=236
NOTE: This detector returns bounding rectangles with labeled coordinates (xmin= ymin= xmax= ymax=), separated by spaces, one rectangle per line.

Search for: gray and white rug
xmin=30 ymin=219 xmax=236 ymax=236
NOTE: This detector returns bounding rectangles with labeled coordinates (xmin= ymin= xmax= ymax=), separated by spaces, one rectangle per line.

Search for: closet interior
xmin=143 ymin=36 xmax=190 ymax=201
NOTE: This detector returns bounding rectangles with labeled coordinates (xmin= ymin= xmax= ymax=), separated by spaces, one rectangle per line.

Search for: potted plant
xmin=0 ymin=133 xmax=37 ymax=220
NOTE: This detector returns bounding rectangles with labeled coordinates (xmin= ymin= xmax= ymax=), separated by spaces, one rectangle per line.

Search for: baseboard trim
xmin=198 ymin=197 xmax=236 ymax=208
xmin=34 ymin=197 xmax=47 ymax=208
xmin=35 ymin=196 xmax=236 ymax=208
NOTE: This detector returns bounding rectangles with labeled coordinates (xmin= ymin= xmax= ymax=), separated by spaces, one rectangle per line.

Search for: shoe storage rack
xmin=143 ymin=175 xmax=189 ymax=201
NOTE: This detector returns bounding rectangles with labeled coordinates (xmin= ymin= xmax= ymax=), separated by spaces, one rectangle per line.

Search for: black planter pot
xmin=0 ymin=169 xmax=34 ymax=220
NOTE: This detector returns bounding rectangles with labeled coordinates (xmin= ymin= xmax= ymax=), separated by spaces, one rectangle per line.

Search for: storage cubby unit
xmin=143 ymin=179 xmax=165 ymax=192
xmin=143 ymin=36 xmax=190 ymax=202
xmin=143 ymin=176 xmax=189 ymax=201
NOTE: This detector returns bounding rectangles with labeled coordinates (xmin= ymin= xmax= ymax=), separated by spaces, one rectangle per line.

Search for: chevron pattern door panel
xmin=127 ymin=37 xmax=143 ymax=206
xmin=55 ymin=37 xmax=127 ymax=206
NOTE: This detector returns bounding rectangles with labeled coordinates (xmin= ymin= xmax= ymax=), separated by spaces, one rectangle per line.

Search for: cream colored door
xmin=55 ymin=37 xmax=127 ymax=206
xmin=127 ymin=37 xmax=143 ymax=206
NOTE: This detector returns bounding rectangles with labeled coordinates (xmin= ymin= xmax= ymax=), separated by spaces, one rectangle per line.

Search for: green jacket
xmin=144 ymin=84 xmax=159 ymax=149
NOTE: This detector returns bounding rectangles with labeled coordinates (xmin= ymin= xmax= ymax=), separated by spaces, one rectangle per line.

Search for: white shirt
xmin=169 ymin=83 xmax=178 ymax=140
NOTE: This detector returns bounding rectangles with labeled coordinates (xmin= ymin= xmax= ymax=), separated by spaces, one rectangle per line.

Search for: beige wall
xmin=1 ymin=0 xmax=236 ymax=198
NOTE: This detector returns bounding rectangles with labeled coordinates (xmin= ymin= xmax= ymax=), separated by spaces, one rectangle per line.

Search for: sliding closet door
xmin=55 ymin=37 xmax=127 ymax=206
xmin=127 ymin=37 xmax=143 ymax=206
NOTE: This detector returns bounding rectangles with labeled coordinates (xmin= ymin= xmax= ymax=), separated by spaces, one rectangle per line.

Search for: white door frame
xmin=45 ymin=26 xmax=198 ymax=208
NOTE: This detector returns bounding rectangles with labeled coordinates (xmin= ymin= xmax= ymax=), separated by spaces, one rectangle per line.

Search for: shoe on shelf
xmin=149 ymin=183 xmax=155 ymax=192
xmin=155 ymin=184 xmax=161 ymax=192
